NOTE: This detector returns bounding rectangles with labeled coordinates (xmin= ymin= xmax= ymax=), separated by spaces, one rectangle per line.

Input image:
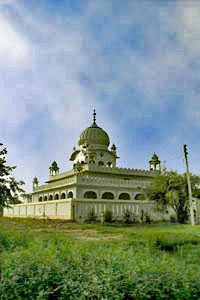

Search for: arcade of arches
xmin=82 ymin=191 xmax=145 ymax=200
xmin=38 ymin=191 xmax=146 ymax=202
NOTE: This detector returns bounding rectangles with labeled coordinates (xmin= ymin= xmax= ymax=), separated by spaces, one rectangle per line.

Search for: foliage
xmin=0 ymin=143 xmax=24 ymax=209
xmin=87 ymin=207 xmax=97 ymax=221
xmin=147 ymin=168 xmax=200 ymax=223
xmin=135 ymin=193 xmax=146 ymax=200
xmin=140 ymin=209 xmax=151 ymax=224
xmin=104 ymin=209 xmax=112 ymax=222
xmin=1 ymin=218 xmax=200 ymax=299
xmin=122 ymin=209 xmax=139 ymax=224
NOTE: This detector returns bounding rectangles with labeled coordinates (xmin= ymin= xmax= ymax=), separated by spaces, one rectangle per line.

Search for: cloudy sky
xmin=0 ymin=0 xmax=200 ymax=192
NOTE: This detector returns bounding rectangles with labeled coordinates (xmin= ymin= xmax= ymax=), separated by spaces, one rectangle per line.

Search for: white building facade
xmin=4 ymin=111 xmax=166 ymax=221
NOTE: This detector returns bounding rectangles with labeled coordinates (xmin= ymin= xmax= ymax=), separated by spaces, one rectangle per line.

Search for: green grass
xmin=0 ymin=218 xmax=200 ymax=299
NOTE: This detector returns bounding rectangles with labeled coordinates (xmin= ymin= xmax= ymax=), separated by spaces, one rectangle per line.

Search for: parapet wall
xmin=84 ymin=165 xmax=158 ymax=177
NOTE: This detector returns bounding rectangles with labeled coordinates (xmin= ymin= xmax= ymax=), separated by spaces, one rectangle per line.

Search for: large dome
xmin=78 ymin=117 xmax=110 ymax=147
xmin=78 ymin=123 xmax=110 ymax=147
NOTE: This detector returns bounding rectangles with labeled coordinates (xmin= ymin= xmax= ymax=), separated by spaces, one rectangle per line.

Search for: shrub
xmin=140 ymin=210 xmax=151 ymax=224
xmin=145 ymin=213 xmax=151 ymax=223
xmin=104 ymin=209 xmax=112 ymax=222
xmin=87 ymin=207 xmax=97 ymax=221
xmin=122 ymin=209 xmax=138 ymax=224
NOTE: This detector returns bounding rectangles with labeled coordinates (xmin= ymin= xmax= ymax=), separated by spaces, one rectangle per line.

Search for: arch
xmin=61 ymin=192 xmax=66 ymax=199
xmin=107 ymin=162 xmax=112 ymax=167
xmin=83 ymin=191 xmax=97 ymax=199
xmin=49 ymin=194 xmax=53 ymax=201
xmin=118 ymin=193 xmax=130 ymax=200
xmin=44 ymin=195 xmax=48 ymax=201
xmin=54 ymin=193 xmax=59 ymax=200
xmin=134 ymin=193 xmax=145 ymax=200
xmin=67 ymin=191 xmax=73 ymax=198
xmin=89 ymin=160 xmax=95 ymax=164
xmin=102 ymin=192 xmax=114 ymax=199
xmin=39 ymin=196 xmax=43 ymax=202
xmin=98 ymin=161 xmax=104 ymax=166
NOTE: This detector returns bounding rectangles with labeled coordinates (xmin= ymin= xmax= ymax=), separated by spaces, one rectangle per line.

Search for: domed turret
xmin=49 ymin=161 xmax=59 ymax=176
xmin=78 ymin=110 xmax=110 ymax=147
xmin=149 ymin=153 xmax=161 ymax=171
xmin=33 ymin=177 xmax=39 ymax=190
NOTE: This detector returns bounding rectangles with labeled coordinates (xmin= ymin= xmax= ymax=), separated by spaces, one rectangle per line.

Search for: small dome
xmin=50 ymin=161 xmax=59 ymax=171
xmin=78 ymin=110 xmax=110 ymax=147
xmin=151 ymin=153 xmax=159 ymax=160
xmin=33 ymin=177 xmax=38 ymax=184
xmin=149 ymin=153 xmax=160 ymax=164
xmin=111 ymin=143 xmax=116 ymax=151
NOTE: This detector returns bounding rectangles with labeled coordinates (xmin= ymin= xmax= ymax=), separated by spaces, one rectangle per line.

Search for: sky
xmin=0 ymin=0 xmax=200 ymax=192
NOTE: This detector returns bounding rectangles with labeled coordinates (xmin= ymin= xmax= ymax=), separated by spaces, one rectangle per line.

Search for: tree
xmin=0 ymin=143 xmax=24 ymax=211
xmin=147 ymin=168 xmax=200 ymax=223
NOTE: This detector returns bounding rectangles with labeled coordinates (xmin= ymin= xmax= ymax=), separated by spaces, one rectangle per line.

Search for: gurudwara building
xmin=4 ymin=110 xmax=167 ymax=221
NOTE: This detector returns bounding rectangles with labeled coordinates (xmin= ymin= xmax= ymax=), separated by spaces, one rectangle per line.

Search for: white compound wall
xmin=3 ymin=198 xmax=170 ymax=221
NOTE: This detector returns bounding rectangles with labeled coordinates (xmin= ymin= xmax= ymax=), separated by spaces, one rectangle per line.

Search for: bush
xmin=87 ymin=207 xmax=97 ymax=221
xmin=140 ymin=210 xmax=151 ymax=224
xmin=122 ymin=209 xmax=138 ymax=224
xmin=104 ymin=209 xmax=112 ymax=222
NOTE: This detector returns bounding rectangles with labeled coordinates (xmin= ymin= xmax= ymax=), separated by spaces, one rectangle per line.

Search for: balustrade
xmin=77 ymin=176 xmax=150 ymax=188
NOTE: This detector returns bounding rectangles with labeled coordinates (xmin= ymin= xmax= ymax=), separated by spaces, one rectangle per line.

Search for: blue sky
xmin=0 ymin=0 xmax=200 ymax=192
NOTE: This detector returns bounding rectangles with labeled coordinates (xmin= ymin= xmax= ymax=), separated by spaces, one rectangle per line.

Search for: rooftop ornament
xmin=49 ymin=161 xmax=59 ymax=176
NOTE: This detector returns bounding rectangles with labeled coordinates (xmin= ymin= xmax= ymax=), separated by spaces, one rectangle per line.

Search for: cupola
xmin=33 ymin=177 xmax=39 ymax=190
xmin=49 ymin=161 xmax=59 ymax=176
xmin=149 ymin=153 xmax=161 ymax=171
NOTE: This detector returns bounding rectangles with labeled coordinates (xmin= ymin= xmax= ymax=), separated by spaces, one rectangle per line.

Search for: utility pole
xmin=183 ymin=144 xmax=195 ymax=226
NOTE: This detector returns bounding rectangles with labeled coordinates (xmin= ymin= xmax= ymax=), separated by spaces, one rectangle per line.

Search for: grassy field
xmin=0 ymin=218 xmax=200 ymax=299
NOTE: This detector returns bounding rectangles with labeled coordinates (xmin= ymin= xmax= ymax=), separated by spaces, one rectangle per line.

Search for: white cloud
xmin=177 ymin=1 xmax=200 ymax=56
xmin=0 ymin=14 xmax=30 ymax=65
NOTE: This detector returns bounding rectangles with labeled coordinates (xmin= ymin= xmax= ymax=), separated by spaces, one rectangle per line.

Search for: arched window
xmin=49 ymin=195 xmax=53 ymax=201
xmin=98 ymin=161 xmax=104 ymax=166
xmin=61 ymin=192 xmax=66 ymax=199
xmin=118 ymin=193 xmax=130 ymax=200
xmin=44 ymin=196 xmax=48 ymax=201
xmin=39 ymin=196 xmax=43 ymax=202
xmin=67 ymin=191 xmax=73 ymax=198
xmin=89 ymin=155 xmax=95 ymax=164
xmin=83 ymin=191 xmax=97 ymax=199
xmin=102 ymin=192 xmax=114 ymax=199
xmin=107 ymin=162 xmax=112 ymax=167
xmin=134 ymin=193 xmax=145 ymax=200
xmin=54 ymin=194 xmax=59 ymax=200
xmin=89 ymin=160 xmax=95 ymax=164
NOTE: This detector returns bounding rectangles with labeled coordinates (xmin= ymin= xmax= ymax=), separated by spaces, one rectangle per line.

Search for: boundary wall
xmin=3 ymin=199 xmax=168 ymax=221
xmin=3 ymin=199 xmax=72 ymax=220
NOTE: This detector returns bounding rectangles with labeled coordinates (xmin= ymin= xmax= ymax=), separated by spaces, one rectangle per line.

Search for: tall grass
xmin=0 ymin=218 xmax=200 ymax=299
